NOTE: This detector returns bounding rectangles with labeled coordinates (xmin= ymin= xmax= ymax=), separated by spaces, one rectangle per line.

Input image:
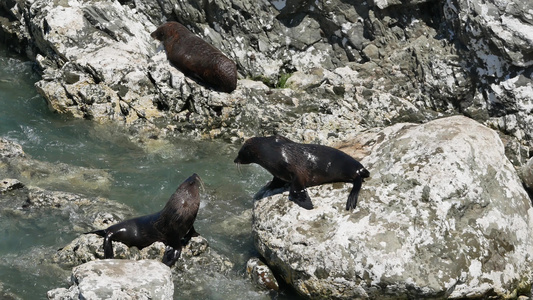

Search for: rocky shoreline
xmin=1 ymin=0 xmax=533 ymax=298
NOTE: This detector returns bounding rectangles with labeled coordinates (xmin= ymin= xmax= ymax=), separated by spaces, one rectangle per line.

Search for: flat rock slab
xmin=47 ymin=259 xmax=173 ymax=300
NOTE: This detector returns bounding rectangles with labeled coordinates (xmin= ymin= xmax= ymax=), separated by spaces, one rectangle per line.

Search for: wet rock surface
xmin=253 ymin=116 xmax=533 ymax=299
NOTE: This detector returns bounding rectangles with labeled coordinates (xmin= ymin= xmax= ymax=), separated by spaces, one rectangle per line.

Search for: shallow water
xmin=0 ymin=44 xmax=294 ymax=299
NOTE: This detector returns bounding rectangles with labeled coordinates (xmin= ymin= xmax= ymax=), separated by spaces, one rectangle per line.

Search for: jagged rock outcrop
xmin=1 ymin=0 xmax=530 ymax=149
xmin=47 ymin=259 xmax=174 ymax=300
xmin=253 ymin=116 xmax=533 ymax=299
xmin=442 ymin=0 xmax=533 ymax=143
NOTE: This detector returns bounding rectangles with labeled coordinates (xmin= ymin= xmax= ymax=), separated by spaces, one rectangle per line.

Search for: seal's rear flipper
xmin=289 ymin=188 xmax=314 ymax=210
xmin=182 ymin=226 xmax=199 ymax=246
xmin=346 ymin=176 xmax=363 ymax=211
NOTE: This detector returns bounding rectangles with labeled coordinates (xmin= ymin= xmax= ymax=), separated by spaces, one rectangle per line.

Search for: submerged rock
xmin=0 ymin=138 xmax=111 ymax=195
xmin=253 ymin=116 xmax=533 ymax=299
xmin=47 ymin=259 xmax=173 ymax=300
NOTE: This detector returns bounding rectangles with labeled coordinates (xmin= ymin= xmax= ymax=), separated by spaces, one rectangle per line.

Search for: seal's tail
xmin=85 ymin=229 xmax=106 ymax=237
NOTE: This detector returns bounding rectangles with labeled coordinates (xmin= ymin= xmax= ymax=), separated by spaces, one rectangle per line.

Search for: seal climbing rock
xmin=151 ymin=21 xmax=237 ymax=93
xmin=87 ymin=173 xmax=202 ymax=266
xmin=234 ymin=135 xmax=369 ymax=210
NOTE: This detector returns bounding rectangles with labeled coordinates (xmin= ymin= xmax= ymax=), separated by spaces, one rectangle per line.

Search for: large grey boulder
xmin=253 ymin=116 xmax=533 ymax=299
xmin=47 ymin=259 xmax=174 ymax=300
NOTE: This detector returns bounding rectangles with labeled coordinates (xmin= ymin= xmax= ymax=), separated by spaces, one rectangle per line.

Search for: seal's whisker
xmin=236 ymin=163 xmax=242 ymax=175
xmin=196 ymin=175 xmax=206 ymax=191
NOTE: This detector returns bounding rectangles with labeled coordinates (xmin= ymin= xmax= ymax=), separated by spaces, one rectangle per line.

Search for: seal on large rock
xmin=234 ymin=135 xmax=369 ymax=210
xmin=151 ymin=21 xmax=237 ymax=93
xmin=87 ymin=174 xmax=202 ymax=266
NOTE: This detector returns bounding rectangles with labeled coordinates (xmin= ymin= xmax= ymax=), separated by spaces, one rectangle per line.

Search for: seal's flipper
xmin=103 ymin=233 xmax=114 ymax=259
xmin=266 ymin=176 xmax=289 ymax=190
xmin=289 ymin=184 xmax=314 ymax=210
xmin=254 ymin=177 xmax=289 ymax=200
xmin=346 ymin=176 xmax=363 ymax=211
xmin=162 ymin=245 xmax=182 ymax=267
xmin=182 ymin=226 xmax=199 ymax=245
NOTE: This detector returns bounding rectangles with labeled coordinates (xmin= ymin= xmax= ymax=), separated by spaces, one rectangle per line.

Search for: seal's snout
xmin=187 ymin=173 xmax=205 ymax=190
xmin=359 ymin=168 xmax=370 ymax=179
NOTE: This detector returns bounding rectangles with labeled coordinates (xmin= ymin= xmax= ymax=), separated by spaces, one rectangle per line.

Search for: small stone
xmin=246 ymin=257 xmax=279 ymax=292
xmin=0 ymin=179 xmax=24 ymax=193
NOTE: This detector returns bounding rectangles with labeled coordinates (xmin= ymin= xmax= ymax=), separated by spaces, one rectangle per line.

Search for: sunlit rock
xmin=253 ymin=116 xmax=533 ymax=298
xmin=246 ymin=257 xmax=279 ymax=292
xmin=47 ymin=259 xmax=174 ymax=300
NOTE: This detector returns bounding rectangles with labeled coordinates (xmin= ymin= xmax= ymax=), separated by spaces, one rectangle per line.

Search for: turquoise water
xmin=0 ymin=44 xmax=286 ymax=298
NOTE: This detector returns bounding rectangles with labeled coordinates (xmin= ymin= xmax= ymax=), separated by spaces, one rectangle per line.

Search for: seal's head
xmin=175 ymin=173 xmax=202 ymax=199
xmin=234 ymin=138 xmax=258 ymax=165
xmin=151 ymin=22 xmax=187 ymax=42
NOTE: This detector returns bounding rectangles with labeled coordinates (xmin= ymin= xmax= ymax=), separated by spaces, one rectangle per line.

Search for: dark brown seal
xmin=87 ymin=173 xmax=202 ymax=267
xmin=151 ymin=21 xmax=237 ymax=93
xmin=234 ymin=135 xmax=369 ymax=210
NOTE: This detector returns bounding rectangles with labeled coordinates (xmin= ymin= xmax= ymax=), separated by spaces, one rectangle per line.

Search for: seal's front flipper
xmin=346 ymin=176 xmax=363 ymax=211
xmin=162 ymin=245 xmax=182 ymax=267
xmin=289 ymin=183 xmax=313 ymax=210
xmin=254 ymin=177 xmax=289 ymax=200
xmin=182 ymin=226 xmax=199 ymax=245
xmin=266 ymin=176 xmax=289 ymax=190
xmin=103 ymin=232 xmax=114 ymax=259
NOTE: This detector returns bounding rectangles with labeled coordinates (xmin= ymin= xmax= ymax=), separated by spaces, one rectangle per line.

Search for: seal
xmin=87 ymin=173 xmax=202 ymax=267
xmin=151 ymin=21 xmax=237 ymax=93
xmin=234 ymin=135 xmax=369 ymax=210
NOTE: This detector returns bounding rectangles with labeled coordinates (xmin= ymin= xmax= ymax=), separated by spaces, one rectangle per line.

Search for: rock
xmin=0 ymin=183 xmax=134 ymax=234
xmin=521 ymin=157 xmax=533 ymax=192
xmin=253 ymin=116 xmax=533 ymax=298
xmin=246 ymin=257 xmax=279 ymax=292
xmin=51 ymin=230 xmax=236 ymax=298
xmin=53 ymin=233 xmax=232 ymax=272
xmin=0 ymin=138 xmax=25 ymax=158
xmin=442 ymin=0 xmax=533 ymax=142
xmin=47 ymin=259 xmax=173 ymax=300
xmin=1 ymin=0 xmax=532 ymax=152
xmin=0 ymin=282 xmax=22 ymax=300
xmin=0 ymin=178 xmax=24 ymax=193
xmin=0 ymin=139 xmax=111 ymax=195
